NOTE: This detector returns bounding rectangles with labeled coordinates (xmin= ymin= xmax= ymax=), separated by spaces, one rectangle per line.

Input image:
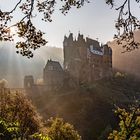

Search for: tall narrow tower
xmin=63 ymin=33 xmax=74 ymax=70
xmin=24 ymin=75 xmax=34 ymax=89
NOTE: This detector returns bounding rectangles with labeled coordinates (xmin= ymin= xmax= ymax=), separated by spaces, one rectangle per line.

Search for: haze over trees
xmin=0 ymin=42 xmax=63 ymax=87
xmin=0 ymin=88 xmax=81 ymax=140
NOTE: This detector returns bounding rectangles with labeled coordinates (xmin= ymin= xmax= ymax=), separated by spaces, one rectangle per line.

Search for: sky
xmin=0 ymin=0 xmax=140 ymax=87
xmin=0 ymin=0 xmax=139 ymax=48
xmin=39 ymin=0 xmax=119 ymax=47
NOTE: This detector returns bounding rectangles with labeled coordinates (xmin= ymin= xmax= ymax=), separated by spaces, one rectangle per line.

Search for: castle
xmin=24 ymin=33 xmax=112 ymax=91
xmin=63 ymin=33 xmax=112 ymax=85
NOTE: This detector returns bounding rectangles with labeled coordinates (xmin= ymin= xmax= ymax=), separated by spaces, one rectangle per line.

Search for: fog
xmin=1 ymin=30 xmax=140 ymax=87
xmin=0 ymin=42 xmax=63 ymax=88
xmin=109 ymin=30 xmax=140 ymax=78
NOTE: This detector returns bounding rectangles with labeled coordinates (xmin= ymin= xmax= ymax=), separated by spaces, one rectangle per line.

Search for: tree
xmin=0 ymin=90 xmax=82 ymax=139
xmin=0 ymin=118 xmax=20 ymax=140
xmin=0 ymin=90 xmax=45 ymax=139
xmin=46 ymin=117 xmax=81 ymax=140
xmin=0 ymin=0 xmax=140 ymax=58
xmin=0 ymin=117 xmax=52 ymax=140
xmin=108 ymin=104 xmax=140 ymax=140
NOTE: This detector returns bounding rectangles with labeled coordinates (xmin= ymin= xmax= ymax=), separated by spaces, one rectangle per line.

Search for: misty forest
xmin=0 ymin=0 xmax=140 ymax=140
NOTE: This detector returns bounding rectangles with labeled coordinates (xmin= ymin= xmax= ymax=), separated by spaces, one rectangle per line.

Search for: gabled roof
xmin=44 ymin=59 xmax=63 ymax=71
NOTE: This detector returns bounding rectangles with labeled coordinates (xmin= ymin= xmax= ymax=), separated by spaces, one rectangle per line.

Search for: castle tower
xmin=63 ymin=33 xmax=113 ymax=85
xmin=63 ymin=33 xmax=74 ymax=70
xmin=43 ymin=59 xmax=64 ymax=90
xmin=103 ymin=44 xmax=112 ymax=67
xmin=24 ymin=75 xmax=34 ymax=89
xmin=76 ymin=33 xmax=87 ymax=60
xmin=102 ymin=44 xmax=112 ymax=77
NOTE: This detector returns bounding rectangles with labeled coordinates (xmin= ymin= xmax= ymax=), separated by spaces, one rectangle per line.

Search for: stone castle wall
xmin=63 ymin=33 xmax=112 ymax=85
xmin=24 ymin=33 xmax=113 ymax=92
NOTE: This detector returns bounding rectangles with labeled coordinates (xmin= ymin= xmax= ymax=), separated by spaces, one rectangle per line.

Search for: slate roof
xmin=45 ymin=59 xmax=63 ymax=71
xmin=86 ymin=37 xmax=102 ymax=52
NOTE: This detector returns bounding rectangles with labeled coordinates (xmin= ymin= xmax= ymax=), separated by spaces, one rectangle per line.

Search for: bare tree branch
xmin=0 ymin=0 xmax=140 ymax=58
xmin=9 ymin=0 xmax=22 ymax=13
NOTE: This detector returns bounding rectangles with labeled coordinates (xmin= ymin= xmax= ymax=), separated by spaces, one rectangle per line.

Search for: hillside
xmin=28 ymin=76 xmax=140 ymax=140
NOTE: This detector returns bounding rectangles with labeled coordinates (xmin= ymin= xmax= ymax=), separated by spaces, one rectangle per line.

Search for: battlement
xmin=63 ymin=33 xmax=112 ymax=83
xmin=64 ymin=33 xmax=112 ymax=56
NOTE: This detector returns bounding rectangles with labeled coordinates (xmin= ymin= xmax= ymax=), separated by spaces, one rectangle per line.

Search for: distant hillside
xmin=0 ymin=42 xmax=63 ymax=87
xmin=109 ymin=30 xmax=140 ymax=78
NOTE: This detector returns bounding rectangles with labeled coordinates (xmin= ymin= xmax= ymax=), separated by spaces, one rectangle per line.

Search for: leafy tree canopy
xmin=0 ymin=0 xmax=140 ymax=58
xmin=0 ymin=118 xmax=20 ymax=140
xmin=0 ymin=117 xmax=51 ymax=140
xmin=108 ymin=103 xmax=140 ymax=140
xmin=46 ymin=117 xmax=81 ymax=140
xmin=0 ymin=90 xmax=81 ymax=140
xmin=0 ymin=90 xmax=45 ymax=139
